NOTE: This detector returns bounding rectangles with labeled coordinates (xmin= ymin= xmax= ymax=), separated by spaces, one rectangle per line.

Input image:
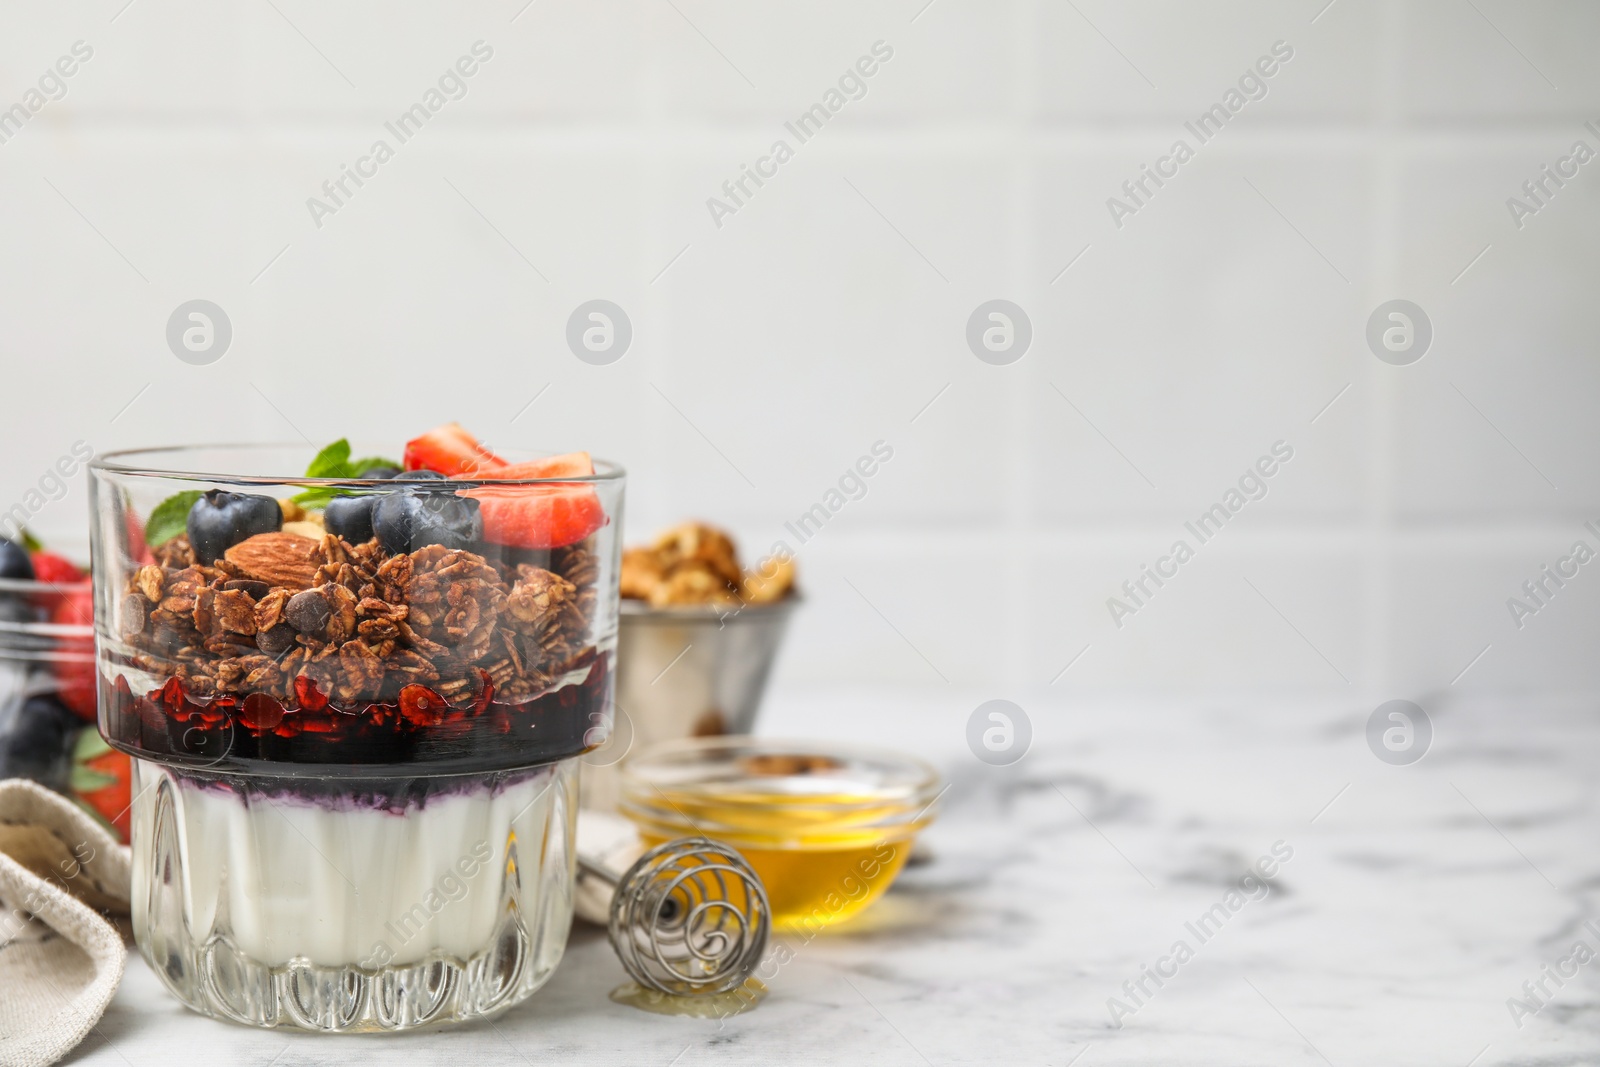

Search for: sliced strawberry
xmin=462 ymin=454 xmax=606 ymax=549
xmin=29 ymin=552 xmax=83 ymax=585
xmin=71 ymin=730 xmax=132 ymax=842
xmin=478 ymin=453 xmax=595 ymax=480
xmin=403 ymin=422 xmax=506 ymax=477
xmin=51 ymin=586 xmax=98 ymax=721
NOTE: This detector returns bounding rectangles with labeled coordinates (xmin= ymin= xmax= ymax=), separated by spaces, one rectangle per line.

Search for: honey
xmin=609 ymin=979 xmax=766 ymax=1017
xmin=620 ymin=739 xmax=940 ymax=933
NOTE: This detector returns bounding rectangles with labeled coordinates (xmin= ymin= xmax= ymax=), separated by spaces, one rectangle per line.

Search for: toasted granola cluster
xmin=620 ymin=522 xmax=795 ymax=608
xmin=119 ymin=531 xmax=597 ymax=707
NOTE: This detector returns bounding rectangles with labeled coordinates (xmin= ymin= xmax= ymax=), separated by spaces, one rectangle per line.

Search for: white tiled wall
xmin=1 ymin=0 xmax=1596 ymax=700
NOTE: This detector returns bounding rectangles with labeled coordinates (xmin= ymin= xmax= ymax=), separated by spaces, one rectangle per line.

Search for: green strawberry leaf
xmin=18 ymin=528 xmax=42 ymax=552
xmin=73 ymin=729 xmax=112 ymax=761
xmin=349 ymin=456 xmax=400 ymax=476
xmin=305 ymin=438 xmax=354 ymax=479
xmin=146 ymin=490 xmax=203 ymax=547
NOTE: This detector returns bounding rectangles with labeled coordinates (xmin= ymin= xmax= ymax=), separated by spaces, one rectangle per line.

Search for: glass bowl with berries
xmin=87 ymin=424 xmax=623 ymax=1033
xmin=0 ymin=535 xmax=134 ymax=842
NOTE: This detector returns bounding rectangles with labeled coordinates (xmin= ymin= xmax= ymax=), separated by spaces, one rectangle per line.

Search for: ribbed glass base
xmin=131 ymin=759 xmax=577 ymax=1032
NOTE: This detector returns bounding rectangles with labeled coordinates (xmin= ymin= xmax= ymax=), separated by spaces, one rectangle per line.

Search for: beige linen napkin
xmin=573 ymin=808 xmax=644 ymax=926
xmin=0 ymin=779 xmax=130 ymax=1067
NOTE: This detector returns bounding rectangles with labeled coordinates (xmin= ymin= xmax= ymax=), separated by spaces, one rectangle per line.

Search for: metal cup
xmin=581 ymin=597 xmax=797 ymax=810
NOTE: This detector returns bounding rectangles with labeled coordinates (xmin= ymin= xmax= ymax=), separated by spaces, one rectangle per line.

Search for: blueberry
xmin=324 ymin=495 xmax=377 ymax=544
xmin=0 ymin=596 xmax=39 ymax=629
xmin=361 ymin=466 xmax=402 ymax=480
xmin=0 ymin=540 xmax=33 ymax=581
xmin=0 ymin=693 xmax=79 ymax=788
xmin=186 ymin=489 xmax=283 ymax=565
xmin=373 ymin=484 xmax=482 ymax=555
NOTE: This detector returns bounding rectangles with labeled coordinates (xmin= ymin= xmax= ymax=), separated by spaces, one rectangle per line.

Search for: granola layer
xmin=102 ymin=532 xmax=610 ymax=773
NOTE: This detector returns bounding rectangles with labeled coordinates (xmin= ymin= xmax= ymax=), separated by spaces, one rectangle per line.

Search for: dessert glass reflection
xmin=88 ymin=444 xmax=623 ymax=1032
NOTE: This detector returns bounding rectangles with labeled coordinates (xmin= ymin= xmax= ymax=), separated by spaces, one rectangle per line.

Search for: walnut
xmin=620 ymin=547 xmax=663 ymax=600
xmin=621 ymin=523 xmax=792 ymax=607
xmin=649 ymin=562 xmax=737 ymax=607
xmin=740 ymin=554 xmax=796 ymax=605
xmin=738 ymin=753 xmax=841 ymax=776
xmin=652 ymin=523 xmax=742 ymax=587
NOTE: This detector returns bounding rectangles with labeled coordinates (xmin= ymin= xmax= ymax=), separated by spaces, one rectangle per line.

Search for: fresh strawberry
xmin=71 ymin=730 xmax=132 ymax=842
xmin=51 ymin=586 xmax=98 ymax=721
xmin=481 ymin=453 xmax=596 ymax=480
xmin=29 ymin=551 xmax=84 ymax=585
xmin=403 ymin=422 xmax=506 ymax=477
xmin=462 ymin=453 xmax=607 ymax=549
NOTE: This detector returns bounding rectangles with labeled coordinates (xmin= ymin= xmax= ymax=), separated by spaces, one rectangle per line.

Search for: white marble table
xmin=71 ymin=688 xmax=1600 ymax=1066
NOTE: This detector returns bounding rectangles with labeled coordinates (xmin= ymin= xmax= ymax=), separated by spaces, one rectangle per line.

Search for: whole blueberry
xmin=373 ymin=484 xmax=482 ymax=555
xmin=186 ymin=489 xmax=283 ymax=564
xmin=324 ymin=495 xmax=378 ymax=544
xmin=0 ymin=540 xmax=33 ymax=581
xmin=360 ymin=466 xmax=402 ymax=480
xmin=0 ymin=693 xmax=79 ymax=788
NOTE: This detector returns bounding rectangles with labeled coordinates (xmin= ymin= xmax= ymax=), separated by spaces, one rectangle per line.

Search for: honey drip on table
xmin=609 ymin=979 xmax=767 ymax=1018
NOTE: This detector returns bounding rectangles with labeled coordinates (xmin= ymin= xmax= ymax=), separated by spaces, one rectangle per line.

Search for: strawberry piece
xmin=399 ymin=684 xmax=448 ymax=727
xmin=51 ymin=586 xmax=97 ymax=721
xmin=29 ymin=552 xmax=83 ymax=585
xmin=461 ymin=453 xmax=607 ymax=549
xmin=481 ymin=453 xmax=595 ymax=480
xmin=71 ymin=731 xmax=133 ymax=842
xmin=240 ymin=693 xmax=285 ymax=730
xmin=403 ymin=422 xmax=506 ymax=477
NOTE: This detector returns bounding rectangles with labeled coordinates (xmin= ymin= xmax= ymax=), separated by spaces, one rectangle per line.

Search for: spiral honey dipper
xmin=578 ymin=837 xmax=771 ymax=997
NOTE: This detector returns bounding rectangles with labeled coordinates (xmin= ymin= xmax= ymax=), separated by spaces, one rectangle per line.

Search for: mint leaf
xmin=146 ymin=490 xmax=202 ymax=547
xmin=306 ymin=438 xmax=354 ymax=479
xmin=290 ymin=486 xmax=347 ymax=507
xmin=349 ymin=456 xmax=400 ymax=475
xmin=294 ymin=446 xmax=399 ymax=507
xmin=18 ymin=528 xmax=41 ymax=552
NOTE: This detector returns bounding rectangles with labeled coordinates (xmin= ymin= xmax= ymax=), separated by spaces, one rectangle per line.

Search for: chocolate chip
xmin=120 ymin=593 xmax=149 ymax=638
xmin=224 ymin=579 xmax=272 ymax=599
xmin=256 ymin=624 xmax=297 ymax=657
xmin=286 ymin=588 xmax=332 ymax=636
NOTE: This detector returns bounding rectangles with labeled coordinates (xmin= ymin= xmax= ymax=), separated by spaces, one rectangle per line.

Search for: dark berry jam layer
xmin=159 ymin=762 xmax=561 ymax=813
xmin=101 ymin=650 xmax=611 ymax=778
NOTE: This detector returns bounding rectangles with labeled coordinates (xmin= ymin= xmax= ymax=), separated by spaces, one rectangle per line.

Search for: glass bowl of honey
xmin=617 ymin=736 xmax=941 ymax=931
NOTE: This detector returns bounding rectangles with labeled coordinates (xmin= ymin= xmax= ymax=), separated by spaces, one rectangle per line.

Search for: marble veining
xmin=74 ymin=691 xmax=1600 ymax=1065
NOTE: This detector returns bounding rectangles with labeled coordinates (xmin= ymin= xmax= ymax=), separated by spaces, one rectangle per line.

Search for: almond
xmin=223 ymin=532 xmax=321 ymax=592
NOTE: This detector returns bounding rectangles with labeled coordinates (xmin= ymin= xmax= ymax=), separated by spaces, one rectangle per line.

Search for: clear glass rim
xmin=89 ymin=443 xmax=625 ymax=487
xmin=620 ymin=735 xmax=943 ymax=810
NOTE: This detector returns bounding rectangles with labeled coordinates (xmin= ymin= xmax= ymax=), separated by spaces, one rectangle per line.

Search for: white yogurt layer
xmin=130 ymin=761 xmax=577 ymax=968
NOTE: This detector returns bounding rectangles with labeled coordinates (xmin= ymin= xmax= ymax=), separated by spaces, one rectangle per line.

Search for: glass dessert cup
xmin=88 ymin=445 xmax=624 ymax=1032
xmin=618 ymin=737 xmax=941 ymax=932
